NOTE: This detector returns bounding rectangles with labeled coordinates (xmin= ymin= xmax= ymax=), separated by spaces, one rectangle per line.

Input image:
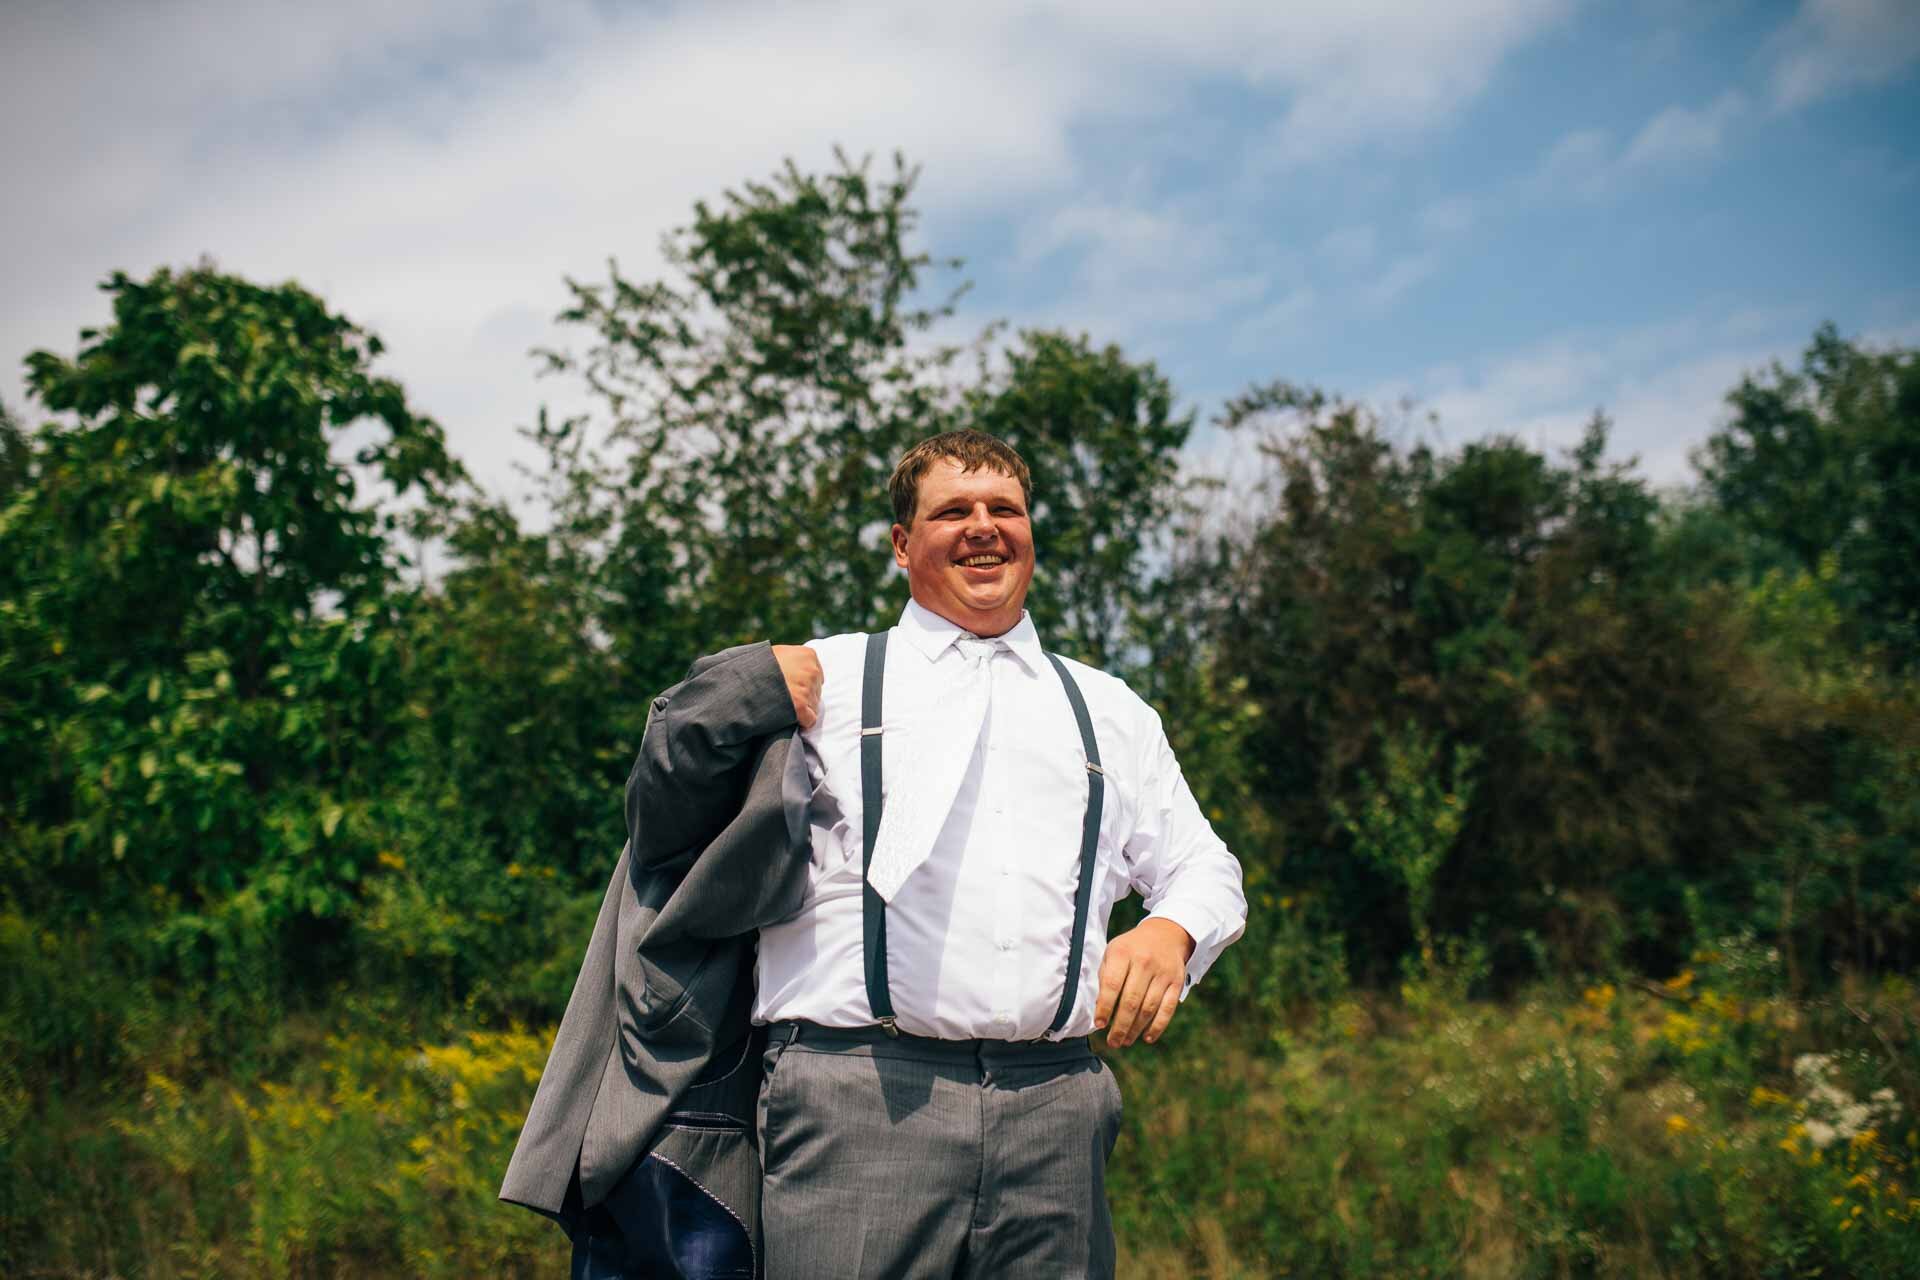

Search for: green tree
xmin=1695 ymin=324 xmax=1920 ymax=666
xmin=0 ymin=401 xmax=29 ymax=504
xmin=531 ymin=149 xmax=968 ymax=674
xmin=1331 ymin=721 xmax=1480 ymax=979
xmin=404 ymin=499 xmax=630 ymax=887
xmin=1210 ymin=389 xmax=1801 ymax=981
xmin=1726 ymin=557 xmax=1920 ymax=986
xmin=964 ymin=329 xmax=1198 ymax=670
xmin=531 ymin=150 xmax=1205 ymax=681
xmin=1 ymin=264 xmax=463 ymax=1067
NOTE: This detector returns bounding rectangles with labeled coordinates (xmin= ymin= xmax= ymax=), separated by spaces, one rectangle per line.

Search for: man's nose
xmin=962 ymin=505 xmax=996 ymax=536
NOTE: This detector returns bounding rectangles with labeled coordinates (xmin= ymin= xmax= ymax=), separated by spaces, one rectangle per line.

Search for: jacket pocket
xmin=635 ymin=941 xmax=739 ymax=1042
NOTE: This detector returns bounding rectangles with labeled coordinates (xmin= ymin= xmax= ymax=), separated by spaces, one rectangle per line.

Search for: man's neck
xmin=911 ymin=594 xmax=1019 ymax=639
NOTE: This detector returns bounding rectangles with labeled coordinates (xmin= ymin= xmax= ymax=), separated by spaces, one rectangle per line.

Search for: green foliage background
xmin=3 ymin=153 xmax=1917 ymax=1277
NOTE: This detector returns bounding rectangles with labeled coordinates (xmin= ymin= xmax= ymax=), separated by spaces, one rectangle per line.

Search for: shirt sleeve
xmin=1122 ymin=702 xmax=1249 ymax=999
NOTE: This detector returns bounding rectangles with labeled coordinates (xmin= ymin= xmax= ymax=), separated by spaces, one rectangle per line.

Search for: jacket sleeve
xmin=625 ymin=640 xmax=800 ymax=872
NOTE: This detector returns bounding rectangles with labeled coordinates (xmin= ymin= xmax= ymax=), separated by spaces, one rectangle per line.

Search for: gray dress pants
xmin=757 ymin=1023 xmax=1123 ymax=1279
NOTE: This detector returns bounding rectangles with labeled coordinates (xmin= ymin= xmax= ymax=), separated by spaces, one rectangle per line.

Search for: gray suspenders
xmin=859 ymin=629 xmax=1105 ymax=1038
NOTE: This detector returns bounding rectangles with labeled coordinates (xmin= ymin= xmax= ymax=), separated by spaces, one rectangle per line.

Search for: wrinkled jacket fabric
xmin=499 ymin=641 xmax=809 ymax=1260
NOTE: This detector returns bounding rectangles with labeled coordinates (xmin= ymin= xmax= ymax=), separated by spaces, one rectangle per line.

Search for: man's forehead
xmin=920 ymin=457 xmax=1021 ymax=495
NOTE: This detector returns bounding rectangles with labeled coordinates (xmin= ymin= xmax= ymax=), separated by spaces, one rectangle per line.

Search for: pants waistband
xmin=768 ymin=1020 xmax=1093 ymax=1066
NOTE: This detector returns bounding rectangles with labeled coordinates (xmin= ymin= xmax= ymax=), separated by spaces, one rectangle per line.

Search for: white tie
xmin=866 ymin=636 xmax=1003 ymax=903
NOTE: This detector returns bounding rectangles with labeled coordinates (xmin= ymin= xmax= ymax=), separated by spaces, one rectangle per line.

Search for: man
xmin=742 ymin=428 xmax=1246 ymax=1277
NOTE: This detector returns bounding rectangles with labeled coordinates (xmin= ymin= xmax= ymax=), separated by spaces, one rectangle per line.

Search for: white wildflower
xmin=1791 ymin=1052 xmax=1903 ymax=1147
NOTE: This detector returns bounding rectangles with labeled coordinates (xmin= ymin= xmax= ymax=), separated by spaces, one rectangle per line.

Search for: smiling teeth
xmin=959 ymin=556 xmax=1004 ymax=566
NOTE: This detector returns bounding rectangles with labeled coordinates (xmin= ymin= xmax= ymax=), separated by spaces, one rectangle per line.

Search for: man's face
xmin=891 ymin=457 xmax=1035 ymax=637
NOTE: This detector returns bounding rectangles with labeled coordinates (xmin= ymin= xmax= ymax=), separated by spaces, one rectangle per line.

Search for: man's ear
xmin=890 ymin=523 xmax=910 ymax=569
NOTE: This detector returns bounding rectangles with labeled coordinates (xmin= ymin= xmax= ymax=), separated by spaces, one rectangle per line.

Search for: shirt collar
xmin=896 ymin=597 xmax=1046 ymax=675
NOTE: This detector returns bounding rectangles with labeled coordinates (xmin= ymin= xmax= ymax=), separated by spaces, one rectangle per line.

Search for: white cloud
xmin=1235 ymin=0 xmax=1579 ymax=166
xmin=1417 ymin=195 xmax=1478 ymax=239
xmin=1361 ymin=309 xmax=1912 ymax=485
xmin=1 ymin=0 xmax=1573 ymax=518
xmin=1769 ymin=0 xmax=1920 ymax=111
xmin=1536 ymin=127 xmax=1616 ymax=197
xmin=1 ymin=1 xmax=1097 ymax=512
xmin=1019 ymin=204 xmax=1205 ymax=271
xmin=1358 ymin=252 xmax=1440 ymax=309
xmin=1530 ymin=89 xmax=1746 ymax=201
xmin=1010 ymin=196 xmax=1279 ymax=348
xmin=1183 ymin=311 xmax=1838 ymax=511
xmin=1317 ymin=225 xmax=1378 ymax=271
xmin=1228 ymin=287 xmax=1319 ymax=357
xmin=1620 ymin=91 xmax=1746 ymax=169
xmin=989 ymin=0 xmax=1575 ymax=167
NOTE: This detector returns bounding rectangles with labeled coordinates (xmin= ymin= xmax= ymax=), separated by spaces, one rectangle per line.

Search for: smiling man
xmin=747 ymin=429 xmax=1247 ymax=1278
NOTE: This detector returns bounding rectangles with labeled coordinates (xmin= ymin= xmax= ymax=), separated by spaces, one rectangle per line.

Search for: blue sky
xmin=4 ymin=0 xmax=1916 ymax=511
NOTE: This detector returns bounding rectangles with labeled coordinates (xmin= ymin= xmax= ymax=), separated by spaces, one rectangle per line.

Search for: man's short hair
xmin=889 ymin=429 xmax=1033 ymax=527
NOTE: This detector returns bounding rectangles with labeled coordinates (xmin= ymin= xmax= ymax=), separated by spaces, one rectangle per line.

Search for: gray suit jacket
xmin=499 ymin=640 xmax=811 ymax=1218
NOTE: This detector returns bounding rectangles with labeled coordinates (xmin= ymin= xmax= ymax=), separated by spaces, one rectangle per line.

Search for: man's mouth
xmin=956 ymin=554 xmax=1006 ymax=569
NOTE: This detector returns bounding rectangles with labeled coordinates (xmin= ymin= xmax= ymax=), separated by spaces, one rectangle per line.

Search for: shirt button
xmin=999 ymin=865 xmax=1010 ymax=877
xmin=999 ymin=938 xmax=1013 ymax=951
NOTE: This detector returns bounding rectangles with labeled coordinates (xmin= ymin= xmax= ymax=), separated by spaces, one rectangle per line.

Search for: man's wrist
xmin=1141 ymin=914 xmax=1196 ymax=963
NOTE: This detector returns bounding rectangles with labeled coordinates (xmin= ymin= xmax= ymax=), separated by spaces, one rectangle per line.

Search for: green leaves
xmin=966 ymin=329 xmax=1199 ymax=671
xmin=532 ymin=150 xmax=966 ymax=663
xmin=0 ymin=266 xmax=466 ymax=1038
xmin=1331 ymin=721 xmax=1481 ymax=967
xmin=3 ymin=161 xmax=1914 ymax=1113
xmin=1696 ymin=324 xmax=1920 ymax=668
xmin=1207 ymin=395 xmax=1838 ymax=982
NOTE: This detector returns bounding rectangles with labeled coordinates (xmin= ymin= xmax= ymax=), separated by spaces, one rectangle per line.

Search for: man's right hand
xmin=771 ymin=644 xmax=823 ymax=729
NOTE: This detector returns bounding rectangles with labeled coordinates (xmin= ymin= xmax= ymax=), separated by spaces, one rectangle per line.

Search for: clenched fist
xmin=771 ymin=644 xmax=824 ymax=729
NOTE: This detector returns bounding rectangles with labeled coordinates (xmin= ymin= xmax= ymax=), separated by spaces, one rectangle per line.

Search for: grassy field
xmin=6 ymin=945 xmax=1917 ymax=1278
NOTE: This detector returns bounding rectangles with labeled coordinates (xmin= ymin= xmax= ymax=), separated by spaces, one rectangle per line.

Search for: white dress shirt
xmin=752 ymin=599 xmax=1248 ymax=1040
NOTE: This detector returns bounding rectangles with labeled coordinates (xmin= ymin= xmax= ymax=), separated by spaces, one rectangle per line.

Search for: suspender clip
xmin=1085 ymin=761 xmax=1104 ymax=776
xmin=877 ymin=1015 xmax=900 ymax=1038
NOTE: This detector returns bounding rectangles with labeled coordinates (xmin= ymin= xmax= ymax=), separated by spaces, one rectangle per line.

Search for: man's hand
xmin=771 ymin=644 xmax=823 ymax=729
xmin=1094 ymin=917 xmax=1195 ymax=1047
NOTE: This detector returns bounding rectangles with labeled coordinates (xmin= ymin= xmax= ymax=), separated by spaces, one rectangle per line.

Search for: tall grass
xmin=6 ymin=946 xmax=1916 ymax=1277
